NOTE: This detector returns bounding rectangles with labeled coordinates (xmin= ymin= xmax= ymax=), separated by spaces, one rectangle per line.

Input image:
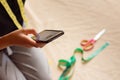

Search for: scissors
xmin=80 ymin=29 xmax=106 ymax=51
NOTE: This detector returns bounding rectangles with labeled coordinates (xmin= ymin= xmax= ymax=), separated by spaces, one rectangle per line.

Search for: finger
xmin=35 ymin=42 xmax=46 ymax=48
xmin=22 ymin=28 xmax=38 ymax=36
xmin=20 ymin=34 xmax=38 ymax=47
xmin=26 ymin=37 xmax=38 ymax=47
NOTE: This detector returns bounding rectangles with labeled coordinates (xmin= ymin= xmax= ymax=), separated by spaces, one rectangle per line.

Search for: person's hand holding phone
xmin=0 ymin=28 xmax=46 ymax=49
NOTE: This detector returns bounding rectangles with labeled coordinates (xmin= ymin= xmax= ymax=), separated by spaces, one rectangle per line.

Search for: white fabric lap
xmin=0 ymin=46 xmax=51 ymax=80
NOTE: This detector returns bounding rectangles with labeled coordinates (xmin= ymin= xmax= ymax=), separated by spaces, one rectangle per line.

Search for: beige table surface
xmin=27 ymin=0 xmax=120 ymax=80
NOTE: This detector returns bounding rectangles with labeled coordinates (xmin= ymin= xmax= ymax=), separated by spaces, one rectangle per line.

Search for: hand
xmin=1 ymin=28 xmax=46 ymax=48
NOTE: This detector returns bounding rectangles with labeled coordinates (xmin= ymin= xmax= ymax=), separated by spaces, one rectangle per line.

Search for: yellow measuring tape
xmin=0 ymin=0 xmax=27 ymax=30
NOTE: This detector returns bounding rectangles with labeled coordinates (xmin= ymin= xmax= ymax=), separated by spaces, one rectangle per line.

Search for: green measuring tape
xmin=58 ymin=42 xmax=110 ymax=80
xmin=58 ymin=55 xmax=76 ymax=80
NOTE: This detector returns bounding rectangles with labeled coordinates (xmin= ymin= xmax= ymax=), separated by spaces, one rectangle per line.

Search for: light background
xmin=27 ymin=0 xmax=120 ymax=80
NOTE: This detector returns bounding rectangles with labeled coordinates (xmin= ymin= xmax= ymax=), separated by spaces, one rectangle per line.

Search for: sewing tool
xmin=80 ymin=29 xmax=106 ymax=51
xmin=58 ymin=42 xmax=110 ymax=80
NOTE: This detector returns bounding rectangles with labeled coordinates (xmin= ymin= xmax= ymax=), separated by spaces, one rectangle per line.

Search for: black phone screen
xmin=35 ymin=30 xmax=64 ymax=43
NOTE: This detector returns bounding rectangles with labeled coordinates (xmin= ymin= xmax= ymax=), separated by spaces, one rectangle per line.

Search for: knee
xmin=0 ymin=68 xmax=6 ymax=80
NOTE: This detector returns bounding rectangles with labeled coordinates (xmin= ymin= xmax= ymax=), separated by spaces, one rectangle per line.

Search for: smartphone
xmin=32 ymin=30 xmax=64 ymax=43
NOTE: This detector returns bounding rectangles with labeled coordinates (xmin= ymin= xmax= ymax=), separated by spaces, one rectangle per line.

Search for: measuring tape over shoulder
xmin=0 ymin=0 xmax=27 ymax=30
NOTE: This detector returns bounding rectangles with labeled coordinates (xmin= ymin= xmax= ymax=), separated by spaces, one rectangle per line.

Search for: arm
xmin=0 ymin=35 xmax=9 ymax=50
xmin=0 ymin=29 xmax=46 ymax=50
xmin=0 ymin=29 xmax=37 ymax=50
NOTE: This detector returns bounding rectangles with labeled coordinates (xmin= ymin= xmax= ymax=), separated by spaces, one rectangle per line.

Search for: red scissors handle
xmin=81 ymin=39 xmax=96 ymax=46
xmin=80 ymin=39 xmax=96 ymax=51
xmin=83 ymin=43 xmax=94 ymax=51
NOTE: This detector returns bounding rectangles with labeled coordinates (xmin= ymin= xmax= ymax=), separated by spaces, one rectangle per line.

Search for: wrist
xmin=0 ymin=35 xmax=11 ymax=50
